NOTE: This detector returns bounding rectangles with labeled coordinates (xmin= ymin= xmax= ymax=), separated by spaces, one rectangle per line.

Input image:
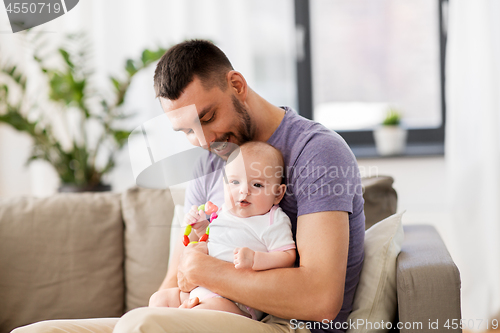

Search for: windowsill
xmin=351 ymin=142 xmax=444 ymax=159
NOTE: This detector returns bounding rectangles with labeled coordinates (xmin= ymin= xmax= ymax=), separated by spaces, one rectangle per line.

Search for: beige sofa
xmin=0 ymin=177 xmax=461 ymax=333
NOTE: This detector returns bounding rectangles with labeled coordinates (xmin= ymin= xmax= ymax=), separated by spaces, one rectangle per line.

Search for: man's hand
xmin=183 ymin=205 xmax=210 ymax=239
xmin=233 ymin=247 xmax=255 ymax=269
xmin=177 ymin=242 xmax=209 ymax=292
xmin=187 ymin=211 xmax=349 ymax=322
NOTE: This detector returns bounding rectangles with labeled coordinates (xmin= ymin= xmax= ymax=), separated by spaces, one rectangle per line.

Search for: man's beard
xmin=231 ymin=95 xmax=254 ymax=144
xmin=212 ymin=96 xmax=255 ymax=150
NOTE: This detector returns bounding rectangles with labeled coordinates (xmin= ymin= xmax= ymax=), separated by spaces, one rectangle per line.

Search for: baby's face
xmin=224 ymin=152 xmax=285 ymax=218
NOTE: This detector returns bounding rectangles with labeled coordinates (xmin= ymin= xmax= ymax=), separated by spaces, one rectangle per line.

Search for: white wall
xmin=357 ymin=156 xmax=453 ymax=247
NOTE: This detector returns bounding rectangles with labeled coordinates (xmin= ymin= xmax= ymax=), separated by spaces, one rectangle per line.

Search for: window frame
xmin=294 ymin=0 xmax=448 ymax=156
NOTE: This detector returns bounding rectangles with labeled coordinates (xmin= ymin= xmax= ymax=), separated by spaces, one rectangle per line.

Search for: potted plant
xmin=0 ymin=32 xmax=166 ymax=192
xmin=373 ymin=107 xmax=407 ymax=156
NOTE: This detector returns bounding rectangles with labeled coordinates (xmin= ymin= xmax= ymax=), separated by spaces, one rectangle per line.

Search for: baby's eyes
xmin=228 ymin=180 xmax=263 ymax=188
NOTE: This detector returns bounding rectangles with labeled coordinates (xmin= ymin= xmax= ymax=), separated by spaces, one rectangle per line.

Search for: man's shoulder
xmin=278 ymin=108 xmax=356 ymax=165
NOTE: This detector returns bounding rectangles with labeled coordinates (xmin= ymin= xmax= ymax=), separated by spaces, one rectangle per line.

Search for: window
xmin=294 ymin=0 xmax=447 ymax=156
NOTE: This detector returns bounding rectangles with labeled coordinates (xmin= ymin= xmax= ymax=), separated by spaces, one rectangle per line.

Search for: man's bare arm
xmin=158 ymin=223 xmax=202 ymax=290
xmin=233 ymin=247 xmax=296 ymax=271
xmin=178 ymin=211 xmax=349 ymax=322
xmin=158 ymin=229 xmax=183 ymax=290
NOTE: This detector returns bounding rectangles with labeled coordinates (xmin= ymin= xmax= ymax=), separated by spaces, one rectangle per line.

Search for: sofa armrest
xmin=396 ymin=225 xmax=462 ymax=333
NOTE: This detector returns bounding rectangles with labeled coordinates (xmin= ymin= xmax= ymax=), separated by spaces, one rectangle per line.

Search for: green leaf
xmin=59 ymin=48 xmax=75 ymax=69
xmin=141 ymin=49 xmax=152 ymax=66
xmin=110 ymin=76 xmax=121 ymax=92
xmin=112 ymin=129 xmax=131 ymax=147
xmin=1 ymin=65 xmax=27 ymax=89
xmin=125 ymin=59 xmax=137 ymax=76
xmin=0 ymin=84 xmax=8 ymax=97
xmin=141 ymin=49 xmax=157 ymax=66
xmin=382 ymin=108 xmax=402 ymax=126
xmin=0 ymin=110 xmax=38 ymax=137
xmin=141 ymin=47 xmax=166 ymax=67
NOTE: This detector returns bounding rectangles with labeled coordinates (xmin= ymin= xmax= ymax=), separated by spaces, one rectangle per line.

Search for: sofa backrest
xmin=121 ymin=187 xmax=177 ymax=312
xmin=362 ymin=176 xmax=398 ymax=230
xmin=0 ymin=192 xmax=124 ymax=333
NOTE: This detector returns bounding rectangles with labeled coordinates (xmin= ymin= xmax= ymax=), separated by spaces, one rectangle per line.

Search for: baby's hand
xmin=183 ymin=205 xmax=209 ymax=239
xmin=233 ymin=247 xmax=255 ymax=269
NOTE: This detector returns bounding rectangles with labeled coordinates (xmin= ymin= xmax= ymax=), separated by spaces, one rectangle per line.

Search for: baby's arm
xmin=233 ymin=247 xmax=296 ymax=271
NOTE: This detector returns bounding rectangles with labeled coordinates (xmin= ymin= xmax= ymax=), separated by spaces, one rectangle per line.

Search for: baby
xmin=149 ymin=141 xmax=296 ymax=320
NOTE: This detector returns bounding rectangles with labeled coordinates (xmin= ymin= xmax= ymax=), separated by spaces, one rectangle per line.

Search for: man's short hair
xmin=154 ymin=40 xmax=234 ymax=100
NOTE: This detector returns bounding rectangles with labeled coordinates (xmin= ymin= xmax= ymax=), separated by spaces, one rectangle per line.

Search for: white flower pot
xmin=373 ymin=126 xmax=407 ymax=156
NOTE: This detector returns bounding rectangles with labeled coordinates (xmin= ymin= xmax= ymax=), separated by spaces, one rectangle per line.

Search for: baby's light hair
xmin=226 ymin=142 xmax=285 ymax=181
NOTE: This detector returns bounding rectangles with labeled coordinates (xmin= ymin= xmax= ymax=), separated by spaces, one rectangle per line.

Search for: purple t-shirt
xmin=184 ymin=107 xmax=365 ymax=333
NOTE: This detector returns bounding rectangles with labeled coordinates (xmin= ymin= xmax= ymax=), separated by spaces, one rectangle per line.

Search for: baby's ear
xmin=273 ymin=184 xmax=287 ymax=205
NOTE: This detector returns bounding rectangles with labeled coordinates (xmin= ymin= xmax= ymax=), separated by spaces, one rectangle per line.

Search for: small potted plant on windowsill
xmin=373 ymin=107 xmax=407 ymax=156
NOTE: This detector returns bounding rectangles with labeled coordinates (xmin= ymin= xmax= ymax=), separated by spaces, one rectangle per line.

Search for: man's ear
xmin=227 ymin=71 xmax=248 ymax=101
xmin=273 ymin=184 xmax=287 ymax=205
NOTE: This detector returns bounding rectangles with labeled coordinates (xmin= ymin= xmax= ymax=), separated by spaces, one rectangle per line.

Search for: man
xmin=115 ymin=40 xmax=365 ymax=333
xmin=15 ymin=40 xmax=364 ymax=333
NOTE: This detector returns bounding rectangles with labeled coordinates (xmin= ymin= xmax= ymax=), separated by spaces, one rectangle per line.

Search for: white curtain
xmin=446 ymin=0 xmax=500 ymax=322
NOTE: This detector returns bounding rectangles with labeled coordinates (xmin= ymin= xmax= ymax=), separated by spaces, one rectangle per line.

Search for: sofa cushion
xmin=347 ymin=212 xmax=404 ymax=333
xmin=0 ymin=192 xmax=124 ymax=333
xmin=121 ymin=187 xmax=176 ymax=312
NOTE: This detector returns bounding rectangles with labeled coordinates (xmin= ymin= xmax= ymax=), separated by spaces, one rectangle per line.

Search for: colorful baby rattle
xmin=183 ymin=201 xmax=219 ymax=246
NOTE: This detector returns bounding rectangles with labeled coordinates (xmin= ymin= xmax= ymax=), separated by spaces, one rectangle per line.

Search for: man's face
xmin=160 ymin=76 xmax=254 ymax=159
